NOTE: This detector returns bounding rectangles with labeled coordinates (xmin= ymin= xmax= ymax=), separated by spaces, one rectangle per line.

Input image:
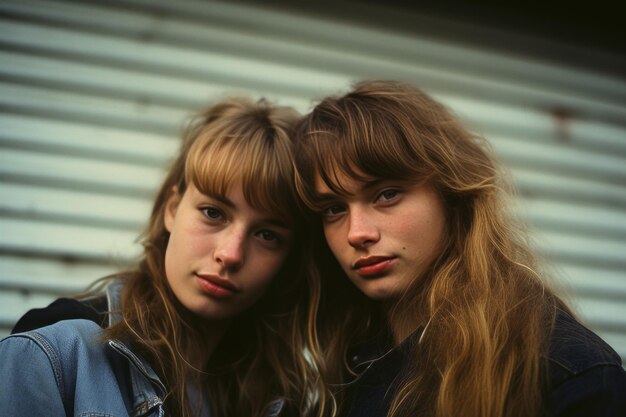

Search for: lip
xmin=195 ymin=273 xmax=241 ymax=299
xmin=352 ymin=256 xmax=397 ymax=277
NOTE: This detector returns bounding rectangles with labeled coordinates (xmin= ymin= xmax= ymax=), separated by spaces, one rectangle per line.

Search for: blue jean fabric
xmin=0 ymin=280 xmax=290 ymax=417
xmin=0 ymin=282 xmax=166 ymax=417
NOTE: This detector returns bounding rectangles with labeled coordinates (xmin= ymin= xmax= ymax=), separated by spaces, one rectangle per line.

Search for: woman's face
xmin=164 ymin=183 xmax=294 ymax=320
xmin=315 ymin=172 xmax=446 ymax=301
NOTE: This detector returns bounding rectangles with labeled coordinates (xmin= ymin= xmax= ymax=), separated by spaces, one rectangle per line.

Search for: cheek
xmin=421 ymin=207 xmax=447 ymax=257
xmin=174 ymin=224 xmax=211 ymax=257
xmin=323 ymin=226 xmax=344 ymax=255
xmin=251 ymin=250 xmax=290 ymax=286
xmin=163 ymin=227 xmax=199 ymax=279
xmin=163 ymin=240 xmax=178 ymax=287
xmin=164 ymin=228 xmax=177 ymax=259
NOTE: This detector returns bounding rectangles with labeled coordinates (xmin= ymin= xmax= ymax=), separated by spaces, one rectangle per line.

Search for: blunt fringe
xmin=294 ymin=81 xmax=569 ymax=417
xmin=105 ymin=97 xmax=325 ymax=417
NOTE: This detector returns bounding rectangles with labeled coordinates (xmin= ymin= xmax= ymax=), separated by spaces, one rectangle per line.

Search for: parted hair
xmin=105 ymin=97 xmax=323 ymax=417
xmin=294 ymin=80 xmax=569 ymax=417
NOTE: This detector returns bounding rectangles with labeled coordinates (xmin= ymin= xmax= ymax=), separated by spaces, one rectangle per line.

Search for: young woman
xmin=294 ymin=81 xmax=626 ymax=417
xmin=0 ymin=97 xmax=323 ymax=417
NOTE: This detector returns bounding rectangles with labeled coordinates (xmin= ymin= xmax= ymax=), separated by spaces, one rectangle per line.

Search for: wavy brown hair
xmin=105 ymin=97 xmax=323 ymax=417
xmin=294 ymin=81 xmax=570 ymax=417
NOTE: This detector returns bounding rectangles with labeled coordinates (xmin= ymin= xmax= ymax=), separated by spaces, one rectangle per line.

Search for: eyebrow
xmin=315 ymin=178 xmax=387 ymax=199
xmin=207 ymin=192 xmax=235 ymax=209
xmin=204 ymin=191 xmax=292 ymax=230
xmin=362 ymin=178 xmax=387 ymax=190
xmin=261 ymin=218 xmax=292 ymax=230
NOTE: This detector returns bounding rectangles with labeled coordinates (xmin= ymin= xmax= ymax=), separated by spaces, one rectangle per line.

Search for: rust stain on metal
xmin=549 ymin=107 xmax=575 ymax=143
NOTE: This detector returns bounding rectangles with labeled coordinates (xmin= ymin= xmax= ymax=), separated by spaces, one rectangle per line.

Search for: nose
xmin=214 ymin=228 xmax=245 ymax=270
xmin=347 ymin=207 xmax=379 ymax=249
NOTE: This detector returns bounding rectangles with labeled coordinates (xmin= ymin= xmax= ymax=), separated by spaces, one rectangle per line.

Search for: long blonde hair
xmin=294 ymin=81 xmax=569 ymax=417
xmin=106 ymin=97 xmax=323 ymax=417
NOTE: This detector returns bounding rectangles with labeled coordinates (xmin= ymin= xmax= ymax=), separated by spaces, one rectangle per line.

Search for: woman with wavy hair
xmin=0 ymin=97 xmax=323 ymax=417
xmin=294 ymin=80 xmax=626 ymax=417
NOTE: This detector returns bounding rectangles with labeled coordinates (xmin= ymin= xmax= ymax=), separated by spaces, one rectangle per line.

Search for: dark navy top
xmin=343 ymin=310 xmax=626 ymax=417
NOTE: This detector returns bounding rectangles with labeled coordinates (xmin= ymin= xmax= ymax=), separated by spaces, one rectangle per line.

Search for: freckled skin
xmin=164 ymin=184 xmax=292 ymax=320
xmin=317 ymin=174 xmax=447 ymax=301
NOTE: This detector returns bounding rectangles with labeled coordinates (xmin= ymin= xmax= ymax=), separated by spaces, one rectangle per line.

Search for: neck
xmin=181 ymin=311 xmax=232 ymax=371
xmin=384 ymin=299 xmax=425 ymax=346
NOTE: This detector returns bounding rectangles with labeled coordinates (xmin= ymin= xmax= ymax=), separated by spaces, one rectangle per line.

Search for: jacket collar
xmin=106 ymin=279 xmax=124 ymax=328
xmin=105 ymin=279 xmax=166 ymax=416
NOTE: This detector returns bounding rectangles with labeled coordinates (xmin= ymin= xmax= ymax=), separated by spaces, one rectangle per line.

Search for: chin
xmin=182 ymin=299 xmax=234 ymax=321
xmin=194 ymin=308 xmax=236 ymax=321
xmin=363 ymin=289 xmax=397 ymax=301
xmin=359 ymin=283 xmax=402 ymax=301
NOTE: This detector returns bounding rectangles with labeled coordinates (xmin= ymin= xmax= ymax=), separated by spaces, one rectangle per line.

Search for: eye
xmin=257 ymin=230 xmax=278 ymax=242
xmin=376 ymin=189 xmax=400 ymax=203
xmin=322 ymin=204 xmax=346 ymax=217
xmin=201 ymin=206 xmax=224 ymax=221
xmin=255 ymin=229 xmax=285 ymax=249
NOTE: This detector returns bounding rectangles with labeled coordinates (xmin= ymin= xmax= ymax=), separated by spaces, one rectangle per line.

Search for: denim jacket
xmin=0 ymin=281 xmax=166 ymax=417
xmin=343 ymin=309 xmax=626 ymax=417
xmin=1 ymin=281 xmax=288 ymax=417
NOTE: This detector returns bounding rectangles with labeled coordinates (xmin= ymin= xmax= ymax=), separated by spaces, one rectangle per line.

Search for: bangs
xmin=296 ymin=97 xmax=432 ymax=211
xmin=186 ymin=125 xmax=298 ymax=225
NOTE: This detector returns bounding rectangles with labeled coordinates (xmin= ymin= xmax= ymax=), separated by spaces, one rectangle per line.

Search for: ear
xmin=164 ymin=186 xmax=181 ymax=233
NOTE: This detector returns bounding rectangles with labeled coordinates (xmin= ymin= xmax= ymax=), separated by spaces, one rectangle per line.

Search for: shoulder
xmin=0 ymin=322 xmax=104 ymax=415
xmin=1 ymin=320 xmax=147 ymax=416
xmin=2 ymin=318 xmax=116 ymax=381
xmin=11 ymin=276 xmax=125 ymax=334
xmin=1 ymin=319 xmax=110 ymax=398
xmin=545 ymin=310 xmax=626 ymax=416
xmin=4 ymin=319 xmax=108 ymax=359
xmin=2 ymin=319 xmax=126 ymax=392
xmin=548 ymin=309 xmax=622 ymax=379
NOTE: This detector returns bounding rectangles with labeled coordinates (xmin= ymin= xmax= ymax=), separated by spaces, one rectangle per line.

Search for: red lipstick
xmin=195 ymin=274 xmax=240 ymax=299
xmin=352 ymin=256 xmax=396 ymax=277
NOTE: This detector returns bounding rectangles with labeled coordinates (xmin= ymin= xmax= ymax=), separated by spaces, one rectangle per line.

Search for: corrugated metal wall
xmin=1 ymin=0 xmax=625 ymax=361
